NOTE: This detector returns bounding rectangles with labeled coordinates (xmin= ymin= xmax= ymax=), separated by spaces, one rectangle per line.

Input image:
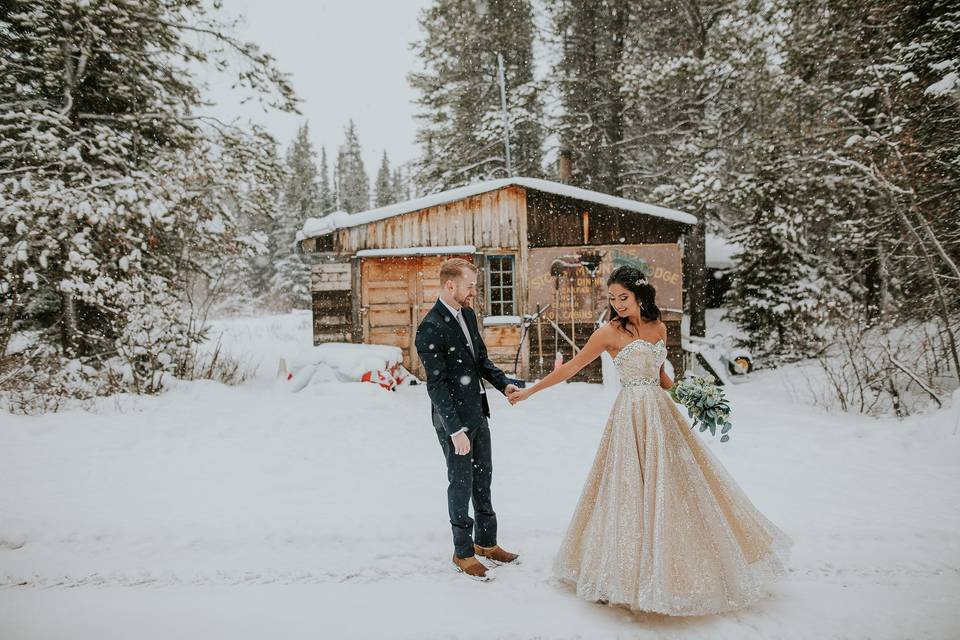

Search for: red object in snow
xmin=359 ymin=363 xmax=409 ymax=391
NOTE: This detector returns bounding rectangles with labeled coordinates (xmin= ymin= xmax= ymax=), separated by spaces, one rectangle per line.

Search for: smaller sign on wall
xmin=527 ymin=244 xmax=683 ymax=325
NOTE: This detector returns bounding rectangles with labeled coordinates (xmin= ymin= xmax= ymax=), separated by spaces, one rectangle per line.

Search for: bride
xmin=507 ymin=266 xmax=791 ymax=616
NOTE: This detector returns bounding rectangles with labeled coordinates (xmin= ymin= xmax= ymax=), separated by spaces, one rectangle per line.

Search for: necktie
xmin=456 ymin=310 xmax=475 ymax=358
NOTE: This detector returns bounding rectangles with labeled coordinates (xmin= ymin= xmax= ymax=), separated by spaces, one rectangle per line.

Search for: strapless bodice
xmin=613 ymin=338 xmax=667 ymax=387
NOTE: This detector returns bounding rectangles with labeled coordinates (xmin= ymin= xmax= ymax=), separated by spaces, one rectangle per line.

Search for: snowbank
xmin=1 ymin=311 xmax=957 ymax=639
xmin=308 ymin=342 xmax=403 ymax=380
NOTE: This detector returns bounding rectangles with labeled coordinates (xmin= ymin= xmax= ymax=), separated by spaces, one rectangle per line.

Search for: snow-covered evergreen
xmin=546 ymin=0 xmax=630 ymax=196
xmin=268 ymin=123 xmax=320 ymax=310
xmin=374 ymin=151 xmax=395 ymax=207
xmin=0 ymin=0 xmax=297 ymax=402
xmin=335 ymin=120 xmax=370 ymax=213
xmin=318 ymin=146 xmax=335 ymax=215
xmin=534 ymin=0 xmax=958 ymax=368
xmin=409 ymin=0 xmax=544 ymax=192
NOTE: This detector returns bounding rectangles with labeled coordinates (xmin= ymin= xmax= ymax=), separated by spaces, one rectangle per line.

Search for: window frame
xmin=484 ymin=254 xmax=516 ymax=317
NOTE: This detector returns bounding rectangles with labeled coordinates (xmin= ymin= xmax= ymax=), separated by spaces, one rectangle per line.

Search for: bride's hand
xmin=508 ymin=388 xmax=532 ymax=405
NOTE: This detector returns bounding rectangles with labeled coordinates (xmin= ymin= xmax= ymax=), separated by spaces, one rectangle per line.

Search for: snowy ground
xmin=2 ymin=311 xmax=959 ymax=639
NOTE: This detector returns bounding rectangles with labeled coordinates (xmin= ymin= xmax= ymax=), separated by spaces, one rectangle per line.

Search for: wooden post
xmin=536 ymin=303 xmax=543 ymax=376
xmin=684 ymin=220 xmax=707 ymax=338
xmin=351 ymin=256 xmax=362 ymax=343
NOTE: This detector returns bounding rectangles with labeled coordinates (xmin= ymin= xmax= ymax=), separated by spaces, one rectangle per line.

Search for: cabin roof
xmin=297 ymin=177 xmax=698 ymax=241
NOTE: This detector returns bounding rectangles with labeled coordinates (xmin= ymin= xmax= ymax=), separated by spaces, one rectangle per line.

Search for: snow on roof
xmin=355 ymin=245 xmax=476 ymax=258
xmin=705 ymin=233 xmax=743 ymax=269
xmin=296 ymin=210 xmax=352 ymax=242
xmin=297 ymin=177 xmax=697 ymax=240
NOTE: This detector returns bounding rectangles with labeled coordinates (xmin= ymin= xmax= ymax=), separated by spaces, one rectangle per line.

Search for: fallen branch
xmin=887 ymin=351 xmax=942 ymax=408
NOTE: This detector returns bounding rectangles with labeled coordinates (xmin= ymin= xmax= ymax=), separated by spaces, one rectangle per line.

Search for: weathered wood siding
xmin=310 ymin=257 xmax=352 ymax=344
xmin=525 ymin=190 xmax=687 ymax=247
xmin=329 ymin=186 xmax=524 ymax=254
xmin=479 ymin=323 xmax=527 ymax=379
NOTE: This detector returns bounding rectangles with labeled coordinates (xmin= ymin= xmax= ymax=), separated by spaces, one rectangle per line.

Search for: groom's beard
xmin=456 ymin=294 xmax=474 ymax=308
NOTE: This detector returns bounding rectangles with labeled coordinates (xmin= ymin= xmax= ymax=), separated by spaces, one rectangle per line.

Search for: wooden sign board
xmin=526 ymin=244 xmax=683 ymax=324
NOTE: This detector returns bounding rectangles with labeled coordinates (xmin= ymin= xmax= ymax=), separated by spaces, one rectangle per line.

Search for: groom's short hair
xmin=440 ymin=258 xmax=478 ymax=284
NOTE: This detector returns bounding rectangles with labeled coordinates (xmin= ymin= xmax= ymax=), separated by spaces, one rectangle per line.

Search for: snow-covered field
xmin=2 ymin=311 xmax=959 ymax=639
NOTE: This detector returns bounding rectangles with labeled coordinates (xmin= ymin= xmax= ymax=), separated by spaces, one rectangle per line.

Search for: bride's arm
xmin=515 ymin=327 xmax=610 ymax=399
xmin=659 ymin=363 xmax=673 ymax=390
xmin=657 ymin=322 xmax=672 ymax=390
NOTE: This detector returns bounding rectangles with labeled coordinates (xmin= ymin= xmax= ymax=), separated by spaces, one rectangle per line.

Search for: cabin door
xmin=360 ymin=254 xmax=470 ymax=378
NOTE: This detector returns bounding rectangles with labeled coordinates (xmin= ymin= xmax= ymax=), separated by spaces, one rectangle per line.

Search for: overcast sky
xmin=198 ymin=0 xmax=433 ymax=176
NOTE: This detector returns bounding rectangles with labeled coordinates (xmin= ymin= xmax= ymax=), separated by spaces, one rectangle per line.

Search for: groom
xmin=414 ymin=258 xmax=525 ymax=581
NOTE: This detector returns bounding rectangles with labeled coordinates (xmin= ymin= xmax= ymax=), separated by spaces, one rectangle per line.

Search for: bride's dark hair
xmin=607 ymin=265 xmax=661 ymax=329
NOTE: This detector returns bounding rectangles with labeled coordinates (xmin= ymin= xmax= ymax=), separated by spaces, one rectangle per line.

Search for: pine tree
xmin=335 ymin=120 xmax=370 ymax=213
xmin=318 ymin=146 xmax=335 ymax=214
xmin=374 ymin=151 xmax=394 ymax=207
xmin=269 ymin=123 xmax=318 ymax=309
xmin=547 ymin=0 xmax=632 ymax=195
xmin=392 ymin=164 xmax=410 ymax=201
xmin=542 ymin=0 xmax=958 ymax=368
xmin=410 ymin=0 xmax=544 ymax=192
xmin=0 ymin=0 xmax=297 ymax=392
xmin=724 ymin=148 xmax=855 ymax=359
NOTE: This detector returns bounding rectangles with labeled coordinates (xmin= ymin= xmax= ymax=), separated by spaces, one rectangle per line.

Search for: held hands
xmin=507 ymin=385 xmax=532 ymax=405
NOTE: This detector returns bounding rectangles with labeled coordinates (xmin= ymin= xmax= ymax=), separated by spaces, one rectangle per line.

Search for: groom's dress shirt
xmin=438 ymin=297 xmax=485 ymax=440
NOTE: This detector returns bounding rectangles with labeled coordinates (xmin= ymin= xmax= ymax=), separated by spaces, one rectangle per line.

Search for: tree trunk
xmin=685 ymin=219 xmax=707 ymax=337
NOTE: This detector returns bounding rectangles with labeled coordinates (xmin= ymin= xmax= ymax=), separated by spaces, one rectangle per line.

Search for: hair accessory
xmin=634 ymin=276 xmax=647 ymax=286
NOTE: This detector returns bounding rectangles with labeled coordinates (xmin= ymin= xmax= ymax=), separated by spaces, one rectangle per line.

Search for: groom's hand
xmin=505 ymin=383 xmax=520 ymax=398
xmin=452 ymin=431 xmax=471 ymax=456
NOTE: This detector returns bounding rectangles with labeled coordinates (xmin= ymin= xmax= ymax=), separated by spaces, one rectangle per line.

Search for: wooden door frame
xmin=358 ymin=252 xmax=474 ymax=378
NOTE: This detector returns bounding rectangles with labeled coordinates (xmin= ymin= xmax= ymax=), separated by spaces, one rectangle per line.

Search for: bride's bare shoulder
xmin=597 ymin=320 xmax=620 ymax=342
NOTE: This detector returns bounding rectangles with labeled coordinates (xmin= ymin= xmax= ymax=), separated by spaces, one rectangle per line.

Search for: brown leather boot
xmin=474 ymin=544 xmax=519 ymax=565
xmin=452 ymin=553 xmax=491 ymax=581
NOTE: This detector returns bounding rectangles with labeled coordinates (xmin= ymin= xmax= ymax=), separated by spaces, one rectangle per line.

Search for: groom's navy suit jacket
xmin=415 ymin=300 xmax=524 ymax=437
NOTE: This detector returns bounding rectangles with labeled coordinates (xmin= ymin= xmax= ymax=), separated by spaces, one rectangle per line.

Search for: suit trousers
xmin=433 ymin=412 xmax=497 ymax=559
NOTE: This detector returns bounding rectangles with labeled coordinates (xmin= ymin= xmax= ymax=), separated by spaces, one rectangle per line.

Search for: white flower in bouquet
xmin=670 ymin=375 xmax=733 ymax=442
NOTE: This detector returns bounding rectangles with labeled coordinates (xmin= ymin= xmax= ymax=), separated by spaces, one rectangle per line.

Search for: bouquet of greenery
xmin=670 ymin=375 xmax=733 ymax=442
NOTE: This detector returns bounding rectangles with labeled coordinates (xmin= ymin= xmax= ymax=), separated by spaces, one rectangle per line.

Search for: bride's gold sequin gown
xmin=553 ymin=338 xmax=792 ymax=615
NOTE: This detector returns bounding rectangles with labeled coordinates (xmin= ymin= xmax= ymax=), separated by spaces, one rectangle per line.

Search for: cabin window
xmin=486 ymin=255 xmax=515 ymax=316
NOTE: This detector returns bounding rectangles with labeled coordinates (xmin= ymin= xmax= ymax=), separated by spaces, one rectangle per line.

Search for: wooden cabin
xmin=296 ymin=177 xmax=697 ymax=383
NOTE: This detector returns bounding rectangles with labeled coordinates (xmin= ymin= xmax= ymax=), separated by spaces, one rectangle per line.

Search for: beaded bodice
xmin=612 ymin=338 xmax=667 ymax=387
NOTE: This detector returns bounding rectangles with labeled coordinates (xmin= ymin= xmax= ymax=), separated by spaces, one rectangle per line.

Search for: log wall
xmin=329 ymin=186 xmax=525 ymax=253
xmin=310 ymin=257 xmax=352 ymax=344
